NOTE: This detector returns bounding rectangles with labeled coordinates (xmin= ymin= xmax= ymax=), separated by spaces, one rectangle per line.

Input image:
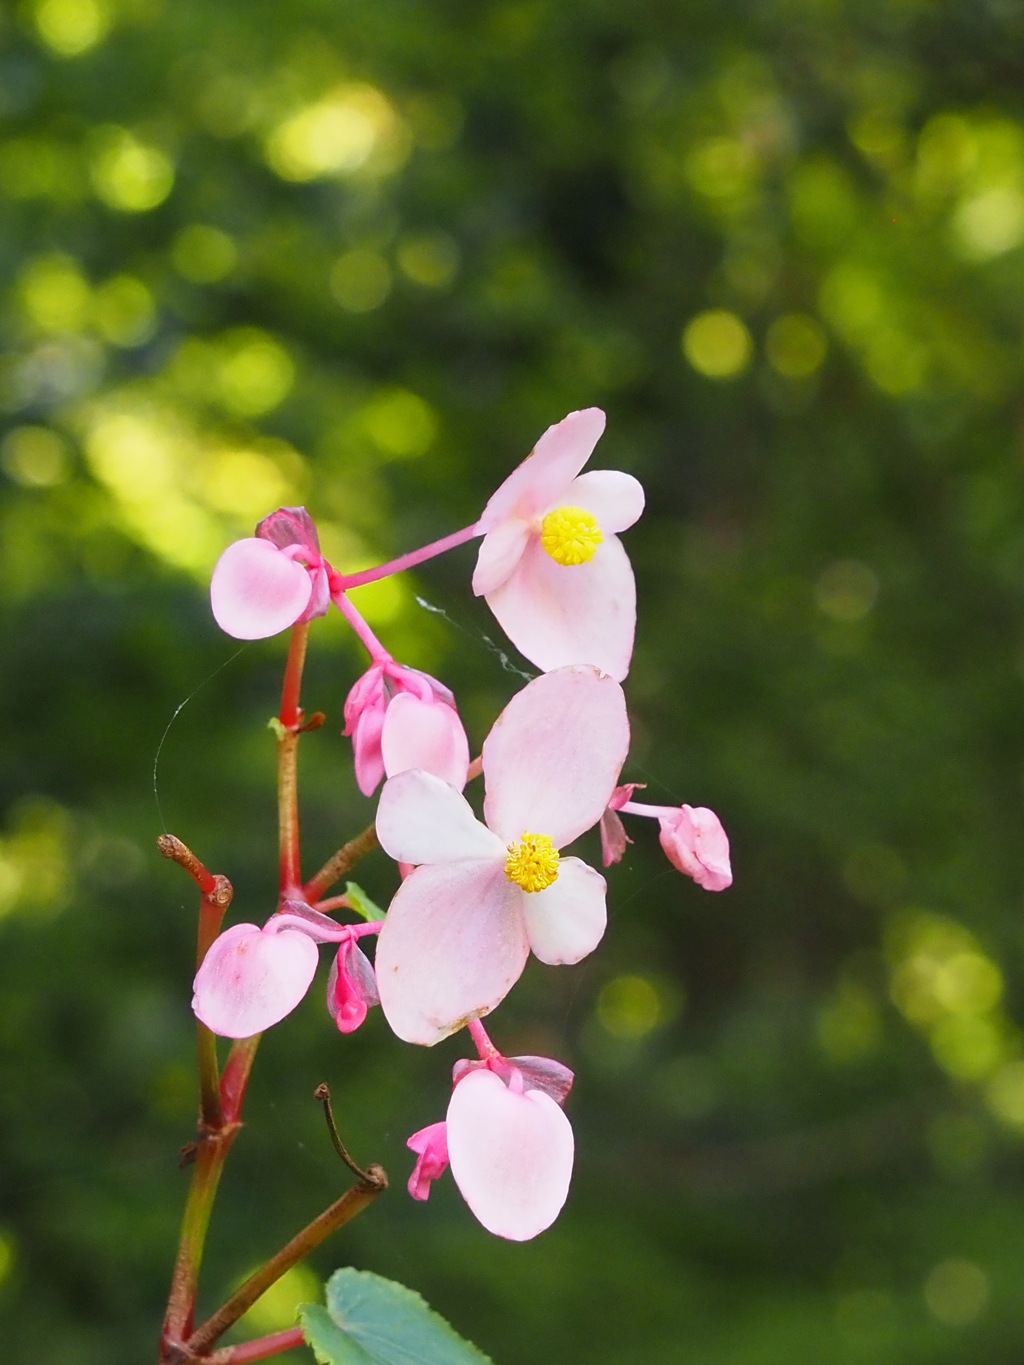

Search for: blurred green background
xmin=3 ymin=0 xmax=1024 ymax=1360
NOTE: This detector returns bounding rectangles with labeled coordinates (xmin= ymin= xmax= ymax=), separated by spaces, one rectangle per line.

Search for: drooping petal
xmin=326 ymin=938 xmax=379 ymax=1033
xmin=471 ymin=519 xmax=533 ymax=598
xmin=406 ymin=1121 xmax=449 ymax=1200
xmin=381 ymin=692 xmax=470 ymax=792
xmin=351 ymin=706 xmax=387 ymax=797
xmin=376 ymin=769 xmax=505 ymax=866
xmin=483 ymin=666 xmax=629 ymax=849
xmin=192 ymin=922 xmax=319 ymax=1037
xmin=599 ymin=806 xmax=631 ymax=866
xmin=446 ymin=1069 xmax=574 ymax=1240
xmin=375 ymin=860 xmax=529 ymax=1045
xmin=565 ymin=469 xmax=645 ymax=534
xmin=484 ymin=534 xmax=636 ymax=680
xmin=658 ymin=805 xmax=733 ymax=891
xmin=210 ymin=538 xmax=313 ymax=640
xmin=477 ymin=409 xmax=606 ymax=532
xmin=520 ymin=856 xmax=607 ymax=964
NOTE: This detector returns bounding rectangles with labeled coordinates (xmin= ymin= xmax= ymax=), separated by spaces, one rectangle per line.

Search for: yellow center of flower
xmin=539 ymin=505 xmax=603 ymax=566
xmin=504 ymin=832 xmax=560 ymax=892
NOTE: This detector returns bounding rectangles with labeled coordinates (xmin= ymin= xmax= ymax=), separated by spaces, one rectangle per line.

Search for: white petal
xmin=447 ymin=1069 xmax=574 ymax=1240
xmin=375 ymin=860 xmax=529 ymax=1045
xmin=376 ymin=770 xmax=504 ymax=865
xmin=484 ymin=534 xmax=636 ymax=681
xmin=483 ymin=666 xmax=630 ymax=848
xmin=521 ymin=857 xmax=607 ymax=964
xmin=565 ymin=469 xmax=645 ymax=534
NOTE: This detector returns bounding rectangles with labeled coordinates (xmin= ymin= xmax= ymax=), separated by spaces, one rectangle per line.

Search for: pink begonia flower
xmin=193 ymin=902 xmax=381 ymax=1038
xmin=657 ymin=804 xmax=732 ymax=890
xmin=210 ymin=506 xmax=332 ymax=640
xmin=343 ymin=661 xmax=469 ymax=797
xmin=326 ymin=935 xmax=380 ymax=1033
xmin=374 ymin=666 xmax=630 ymax=1045
xmin=408 ymin=1054 xmax=575 ymax=1240
xmin=472 ymin=408 xmax=644 ymax=681
xmin=613 ymin=795 xmax=732 ymax=890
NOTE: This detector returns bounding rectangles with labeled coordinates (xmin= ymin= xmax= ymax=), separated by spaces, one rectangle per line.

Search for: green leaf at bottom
xmin=299 ymin=1268 xmax=495 ymax=1365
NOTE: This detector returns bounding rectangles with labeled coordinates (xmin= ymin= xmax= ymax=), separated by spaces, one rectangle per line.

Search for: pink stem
xmin=467 ymin=1017 xmax=501 ymax=1060
xmin=619 ymin=801 xmax=665 ymax=819
xmin=332 ymin=590 xmax=390 ymax=662
xmin=209 ymin=1325 xmax=306 ymax=1364
xmin=335 ymin=522 xmax=480 ymax=589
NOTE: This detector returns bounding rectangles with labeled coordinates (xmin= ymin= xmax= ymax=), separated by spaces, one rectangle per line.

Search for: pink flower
xmin=325 ymin=936 xmax=380 ymax=1033
xmin=472 ymin=409 xmax=644 ymax=681
xmin=657 ymin=804 xmax=732 ymax=891
xmin=343 ymin=662 xmax=469 ymax=797
xmin=407 ymin=1054 xmax=575 ymax=1240
xmin=210 ymin=506 xmax=332 ymax=640
xmin=374 ymin=666 xmax=630 ymax=1045
xmin=192 ymin=902 xmax=381 ymax=1037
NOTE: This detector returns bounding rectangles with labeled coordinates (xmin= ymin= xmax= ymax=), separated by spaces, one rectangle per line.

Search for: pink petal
xmin=376 ymin=770 xmax=505 ymax=866
xmin=446 ymin=1069 xmax=574 ymax=1240
xmin=477 ymin=409 xmax=606 ymax=532
xmin=520 ymin=856 xmax=607 ymax=964
xmin=483 ymin=666 xmax=630 ymax=849
xmin=471 ymin=519 xmax=532 ymax=597
xmin=406 ymin=1121 xmax=449 ymax=1200
xmin=565 ymin=469 xmax=645 ymax=534
xmin=374 ymin=860 xmax=530 ymax=1045
xmin=210 ymin=538 xmax=313 ymax=640
xmin=484 ymin=534 xmax=636 ymax=680
xmin=381 ymin=692 xmax=470 ymax=792
xmin=255 ymin=505 xmax=321 ymax=553
xmin=326 ymin=938 xmax=379 ymax=1033
xmin=659 ymin=805 xmax=733 ymax=891
xmin=192 ymin=922 xmax=319 ymax=1037
xmin=352 ymin=706 xmax=387 ymax=796
xmin=599 ymin=806 xmax=631 ymax=866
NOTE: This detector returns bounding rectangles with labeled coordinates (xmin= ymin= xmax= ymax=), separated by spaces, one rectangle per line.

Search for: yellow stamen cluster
xmin=540 ymin=505 xmax=603 ymax=566
xmin=504 ymin=832 xmax=560 ymax=893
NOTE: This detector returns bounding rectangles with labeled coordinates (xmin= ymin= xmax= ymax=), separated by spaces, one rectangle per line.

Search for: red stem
xmin=208 ymin=1326 xmax=306 ymax=1364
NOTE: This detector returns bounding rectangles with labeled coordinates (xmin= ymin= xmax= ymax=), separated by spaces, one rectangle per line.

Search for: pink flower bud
xmin=343 ymin=661 xmax=468 ymax=796
xmin=210 ymin=506 xmax=331 ymax=640
xmin=406 ymin=1121 xmax=449 ymax=1200
xmin=657 ymin=804 xmax=732 ymax=891
xmin=326 ymin=935 xmax=380 ymax=1033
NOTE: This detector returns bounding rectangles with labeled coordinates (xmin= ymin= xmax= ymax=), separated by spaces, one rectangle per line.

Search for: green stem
xmin=185 ymin=1168 xmax=388 ymax=1357
xmin=277 ymin=623 xmax=309 ymax=898
xmin=302 ymin=822 xmax=379 ymax=904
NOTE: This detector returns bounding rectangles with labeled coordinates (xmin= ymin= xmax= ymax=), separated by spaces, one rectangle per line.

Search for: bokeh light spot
xmin=34 ymin=0 xmax=108 ymax=57
xmin=954 ymin=185 xmax=1024 ymax=260
xmin=92 ymin=275 xmax=156 ymax=348
xmin=923 ymin=1258 xmax=989 ymax=1326
xmin=985 ymin=1059 xmax=1024 ymax=1131
xmin=19 ymin=254 xmax=91 ymax=334
xmin=815 ymin=560 xmax=879 ymax=622
xmin=172 ymin=225 xmax=237 ymax=283
xmin=397 ymin=232 xmax=460 ymax=288
xmin=1 ymin=426 xmax=70 ymax=487
xmin=199 ymin=448 xmax=296 ymax=520
xmin=216 ymin=330 xmax=295 ymax=417
xmin=361 ymin=388 xmax=437 ymax=459
xmin=682 ymin=309 xmax=752 ymax=378
xmin=597 ymin=975 xmax=663 ymax=1039
xmin=330 ymin=250 xmax=391 ymax=313
xmin=765 ymin=313 xmax=828 ymax=378
xmin=236 ymin=1262 xmax=321 ymax=1335
xmin=265 ymin=85 xmax=405 ymax=182
xmin=89 ymin=128 xmax=174 ymax=212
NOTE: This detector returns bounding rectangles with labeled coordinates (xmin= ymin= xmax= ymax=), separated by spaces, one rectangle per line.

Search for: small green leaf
xmin=299 ymin=1268 xmax=494 ymax=1365
xmin=344 ymin=881 xmax=384 ymax=921
xmin=267 ymin=716 xmax=288 ymax=740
